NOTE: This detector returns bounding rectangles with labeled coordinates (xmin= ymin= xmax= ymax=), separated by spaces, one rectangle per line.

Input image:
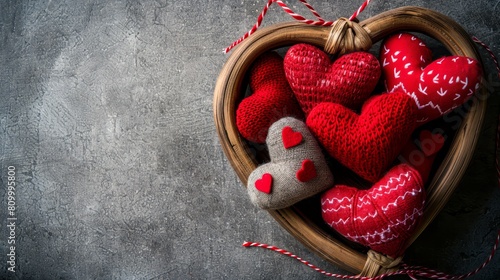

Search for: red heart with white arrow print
xmin=380 ymin=33 xmax=482 ymax=123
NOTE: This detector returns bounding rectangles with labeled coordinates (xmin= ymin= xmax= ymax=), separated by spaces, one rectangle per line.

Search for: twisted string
xmin=472 ymin=36 xmax=500 ymax=80
xmin=349 ymin=0 xmax=371 ymax=21
xmin=223 ymin=0 xmax=372 ymax=53
xmin=274 ymin=0 xmax=335 ymax=25
xmin=298 ymin=0 xmax=326 ymax=21
xmin=243 ymin=232 xmax=499 ymax=279
xmin=472 ymin=36 xmax=500 ymax=187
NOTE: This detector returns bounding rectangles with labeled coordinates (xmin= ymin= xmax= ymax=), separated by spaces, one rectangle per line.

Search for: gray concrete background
xmin=1 ymin=0 xmax=499 ymax=279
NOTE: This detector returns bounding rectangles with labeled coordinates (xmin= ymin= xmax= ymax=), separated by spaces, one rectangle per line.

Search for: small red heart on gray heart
xmin=282 ymin=126 xmax=303 ymax=149
xmin=296 ymin=159 xmax=317 ymax=182
xmin=255 ymin=173 xmax=273 ymax=194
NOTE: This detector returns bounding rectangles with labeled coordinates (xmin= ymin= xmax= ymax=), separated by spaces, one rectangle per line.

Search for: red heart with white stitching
xmin=380 ymin=33 xmax=482 ymax=123
xmin=284 ymin=43 xmax=381 ymax=116
xmin=321 ymin=164 xmax=426 ymax=257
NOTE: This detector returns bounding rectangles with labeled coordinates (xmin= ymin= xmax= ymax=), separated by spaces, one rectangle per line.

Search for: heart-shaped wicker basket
xmin=213 ymin=6 xmax=486 ymax=276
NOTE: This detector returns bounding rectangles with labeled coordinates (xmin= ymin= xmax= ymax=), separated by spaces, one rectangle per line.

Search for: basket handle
xmin=359 ymin=250 xmax=403 ymax=276
xmin=325 ymin=17 xmax=372 ymax=55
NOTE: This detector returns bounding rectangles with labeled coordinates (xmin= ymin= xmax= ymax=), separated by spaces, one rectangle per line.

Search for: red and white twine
xmin=472 ymin=36 xmax=500 ymax=187
xmin=472 ymin=36 xmax=500 ymax=80
xmin=243 ymin=231 xmax=500 ymax=279
xmin=224 ymin=0 xmax=372 ymax=53
xmin=349 ymin=0 xmax=372 ymax=21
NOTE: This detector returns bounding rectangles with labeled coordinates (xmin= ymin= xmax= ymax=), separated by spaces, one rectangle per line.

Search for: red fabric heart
xmin=282 ymin=126 xmax=303 ymax=149
xmin=418 ymin=130 xmax=445 ymax=157
xmin=296 ymin=159 xmax=317 ymax=182
xmin=236 ymin=52 xmax=304 ymax=143
xmin=399 ymin=130 xmax=445 ymax=183
xmin=380 ymin=33 xmax=482 ymax=123
xmin=321 ymin=164 xmax=426 ymax=257
xmin=255 ymin=173 xmax=273 ymax=194
xmin=284 ymin=43 xmax=381 ymax=116
xmin=306 ymin=92 xmax=418 ymax=183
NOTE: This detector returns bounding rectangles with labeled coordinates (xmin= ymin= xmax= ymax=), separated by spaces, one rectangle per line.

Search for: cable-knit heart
xmin=380 ymin=33 xmax=482 ymax=123
xmin=307 ymin=92 xmax=418 ymax=183
xmin=284 ymin=43 xmax=381 ymax=116
xmin=321 ymin=164 xmax=426 ymax=258
xmin=236 ymin=52 xmax=304 ymax=143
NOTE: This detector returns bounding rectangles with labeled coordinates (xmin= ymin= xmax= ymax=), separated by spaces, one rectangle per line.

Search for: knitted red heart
xmin=380 ymin=33 xmax=482 ymax=123
xmin=236 ymin=52 xmax=304 ymax=143
xmin=255 ymin=173 xmax=273 ymax=194
xmin=307 ymin=92 xmax=418 ymax=183
xmin=284 ymin=43 xmax=381 ymax=116
xmin=296 ymin=159 xmax=317 ymax=182
xmin=282 ymin=126 xmax=303 ymax=149
xmin=321 ymin=164 xmax=426 ymax=257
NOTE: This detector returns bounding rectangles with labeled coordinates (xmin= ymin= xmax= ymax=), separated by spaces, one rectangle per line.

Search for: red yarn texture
xmin=236 ymin=52 xmax=303 ymax=143
xmin=321 ymin=164 xmax=426 ymax=258
xmin=284 ymin=43 xmax=381 ymax=116
xmin=306 ymin=92 xmax=418 ymax=183
xmin=381 ymin=33 xmax=482 ymax=123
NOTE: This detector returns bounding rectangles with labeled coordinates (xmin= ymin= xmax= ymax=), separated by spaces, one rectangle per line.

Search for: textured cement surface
xmin=1 ymin=0 xmax=500 ymax=279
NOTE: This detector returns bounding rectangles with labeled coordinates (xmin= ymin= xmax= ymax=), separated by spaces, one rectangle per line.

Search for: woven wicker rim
xmin=213 ymin=6 xmax=486 ymax=276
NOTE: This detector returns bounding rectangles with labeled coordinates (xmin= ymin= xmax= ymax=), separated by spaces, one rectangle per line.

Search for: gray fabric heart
xmin=247 ymin=117 xmax=334 ymax=210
